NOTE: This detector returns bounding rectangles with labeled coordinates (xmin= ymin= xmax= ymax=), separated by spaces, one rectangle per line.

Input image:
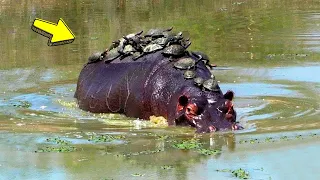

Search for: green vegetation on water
xmin=35 ymin=137 xmax=76 ymax=153
xmin=172 ymin=138 xmax=221 ymax=156
xmin=12 ymin=101 xmax=31 ymax=108
xmin=35 ymin=146 xmax=77 ymax=153
xmin=216 ymin=168 xmax=250 ymax=179
xmin=46 ymin=137 xmax=71 ymax=145
xmin=161 ymin=165 xmax=174 ymax=170
xmin=172 ymin=139 xmax=202 ymax=150
xmin=88 ymin=134 xmax=126 ymax=143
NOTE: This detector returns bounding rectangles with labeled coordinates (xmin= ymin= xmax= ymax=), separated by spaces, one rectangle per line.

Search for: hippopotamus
xmin=74 ymin=29 xmax=239 ymax=133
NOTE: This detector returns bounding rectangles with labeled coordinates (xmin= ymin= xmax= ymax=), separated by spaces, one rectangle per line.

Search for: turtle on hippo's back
xmin=76 ymin=27 xmax=242 ymax=133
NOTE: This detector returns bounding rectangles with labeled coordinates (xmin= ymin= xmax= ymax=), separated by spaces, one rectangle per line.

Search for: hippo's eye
xmin=186 ymin=103 xmax=198 ymax=115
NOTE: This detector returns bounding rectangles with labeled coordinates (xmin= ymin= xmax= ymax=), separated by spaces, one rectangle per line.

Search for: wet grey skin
xmin=173 ymin=57 xmax=196 ymax=70
xmin=183 ymin=70 xmax=196 ymax=79
xmin=203 ymin=78 xmax=219 ymax=91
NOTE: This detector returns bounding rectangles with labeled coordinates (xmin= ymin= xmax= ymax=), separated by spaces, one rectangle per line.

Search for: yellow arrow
xmin=31 ymin=18 xmax=75 ymax=46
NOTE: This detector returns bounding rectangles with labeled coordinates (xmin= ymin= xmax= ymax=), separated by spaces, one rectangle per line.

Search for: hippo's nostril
xmin=209 ymin=125 xmax=216 ymax=132
xmin=225 ymin=113 xmax=233 ymax=119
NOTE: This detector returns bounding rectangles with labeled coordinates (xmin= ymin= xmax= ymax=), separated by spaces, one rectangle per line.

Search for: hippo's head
xmin=173 ymin=86 xmax=240 ymax=133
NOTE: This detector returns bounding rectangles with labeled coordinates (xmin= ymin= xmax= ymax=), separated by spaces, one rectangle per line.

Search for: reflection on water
xmin=0 ymin=0 xmax=320 ymax=179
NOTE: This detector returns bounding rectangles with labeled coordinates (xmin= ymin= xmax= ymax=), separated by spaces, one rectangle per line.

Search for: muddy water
xmin=0 ymin=0 xmax=319 ymax=179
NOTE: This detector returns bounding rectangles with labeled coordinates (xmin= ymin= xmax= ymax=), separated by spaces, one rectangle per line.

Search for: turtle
xmin=143 ymin=44 xmax=164 ymax=53
xmin=183 ymin=70 xmax=196 ymax=79
xmin=152 ymin=37 xmax=168 ymax=46
xmin=108 ymin=40 xmax=120 ymax=51
xmin=191 ymin=51 xmax=216 ymax=68
xmin=203 ymin=78 xmax=220 ymax=92
xmin=123 ymin=30 xmax=143 ymax=40
xmin=144 ymin=27 xmax=173 ymax=38
xmin=123 ymin=30 xmax=144 ymax=51
xmin=173 ymin=58 xmax=195 ymax=70
xmin=192 ymin=51 xmax=210 ymax=61
xmin=104 ymin=47 xmax=121 ymax=62
xmin=157 ymin=32 xmax=184 ymax=47
xmin=119 ymin=44 xmax=137 ymax=60
xmin=162 ymin=44 xmax=187 ymax=58
xmin=132 ymin=44 xmax=164 ymax=61
xmin=194 ymin=77 xmax=204 ymax=86
xmin=87 ymin=52 xmax=103 ymax=64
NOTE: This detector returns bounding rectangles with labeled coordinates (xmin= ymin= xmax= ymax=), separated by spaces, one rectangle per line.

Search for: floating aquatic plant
xmin=197 ymin=148 xmax=221 ymax=156
xmin=13 ymin=100 xmax=31 ymax=108
xmin=35 ymin=146 xmax=77 ymax=153
xmin=232 ymin=168 xmax=250 ymax=179
xmin=88 ymin=134 xmax=126 ymax=143
xmin=161 ymin=165 xmax=173 ymax=170
xmin=35 ymin=137 xmax=76 ymax=153
xmin=46 ymin=137 xmax=71 ymax=145
xmin=216 ymin=168 xmax=249 ymax=179
xmin=131 ymin=173 xmax=144 ymax=177
xmin=172 ymin=139 xmax=202 ymax=150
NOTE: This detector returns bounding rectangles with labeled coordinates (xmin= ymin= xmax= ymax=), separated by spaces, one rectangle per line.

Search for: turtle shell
xmin=145 ymin=29 xmax=165 ymax=38
xmin=105 ymin=48 xmax=120 ymax=61
xmin=143 ymin=44 xmax=163 ymax=53
xmin=183 ymin=70 xmax=196 ymax=79
xmin=192 ymin=51 xmax=210 ymax=61
xmin=194 ymin=77 xmax=204 ymax=86
xmin=203 ymin=79 xmax=220 ymax=91
xmin=145 ymin=27 xmax=173 ymax=38
xmin=123 ymin=44 xmax=135 ymax=53
xmin=88 ymin=52 xmax=102 ymax=63
xmin=173 ymin=58 xmax=195 ymax=70
xmin=125 ymin=33 xmax=136 ymax=39
xmin=152 ymin=37 xmax=167 ymax=46
xmin=163 ymin=44 xmax=186 ymax=56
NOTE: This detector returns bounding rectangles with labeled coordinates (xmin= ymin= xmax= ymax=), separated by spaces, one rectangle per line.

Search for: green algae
xmin=12 ymin=101 xmax=31 ymax=108
xmin=131 ymin=173 xmax=144 ymax=177
xmin=172 ymin=139 xmax=202 ymax=150
xmin=196 ymin=148 xmax=221 ymax=155
xmin=35 ymin=137 xmax=76 ymax=153
xmin=35 ymin=146 xmax=77 ymax=153
xmin=216 ymin=168 xmax=250 ymax=179
xmin=232 ymin=168 xmax=250 ymax=179
xmin=161 ymin=165 xmax=174 ymax=170
xmin=88 ymin=134 xmax=126 ymax=143
xmin=46 ymin=137 xmax=71 ymax=145
xmin=172 ymin=138 xmax=221 ymax=156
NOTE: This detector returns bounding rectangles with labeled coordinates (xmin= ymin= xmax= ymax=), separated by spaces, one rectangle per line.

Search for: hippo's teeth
xmin=192 ymin=120 xmax=196 ymax=125
xmin=207 ymin=99 xmax=216 ymax=104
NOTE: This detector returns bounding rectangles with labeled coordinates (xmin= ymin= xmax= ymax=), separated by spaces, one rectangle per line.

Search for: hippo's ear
xmin=224 ymin=90 xmax=234 ymax=101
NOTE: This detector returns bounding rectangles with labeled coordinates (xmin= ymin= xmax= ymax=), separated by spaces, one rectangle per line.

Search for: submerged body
xmin=75 ymin=30 xmax=238 ymax=133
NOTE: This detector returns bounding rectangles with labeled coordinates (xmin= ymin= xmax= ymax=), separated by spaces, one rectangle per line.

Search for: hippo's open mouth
xmin=175 ymin=113 xmax=217 ymax=133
